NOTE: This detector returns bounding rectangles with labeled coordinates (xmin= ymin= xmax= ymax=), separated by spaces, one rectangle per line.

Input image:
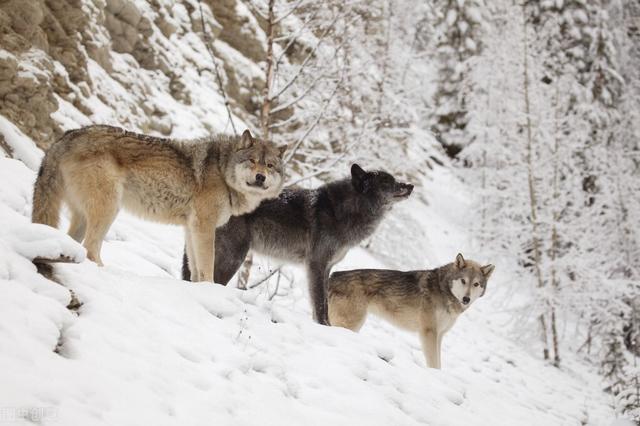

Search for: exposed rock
xmin=0 ymin=0 xmax=275 ymax=149
xmin=204 ymin=0 xmax=266 ymax=63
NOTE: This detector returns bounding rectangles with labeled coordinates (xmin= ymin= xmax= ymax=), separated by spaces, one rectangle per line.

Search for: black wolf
xmin=182 ymin=164 xmax=413 ymax=325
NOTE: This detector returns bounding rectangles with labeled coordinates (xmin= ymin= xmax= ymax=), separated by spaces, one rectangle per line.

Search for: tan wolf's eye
xmin=267 ymin=163 xmax=274 ymax=168
xmin=461 ymin=279 xmax=466 ymax=285
xmin=249 ymin=159 xmax=256 ymax=164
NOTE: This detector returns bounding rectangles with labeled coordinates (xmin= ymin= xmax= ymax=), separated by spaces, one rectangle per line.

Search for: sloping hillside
xmin=0 ymin=122 xmax=615 ymax=425
xmin=0 ymin=0 xmax=627 ymax=424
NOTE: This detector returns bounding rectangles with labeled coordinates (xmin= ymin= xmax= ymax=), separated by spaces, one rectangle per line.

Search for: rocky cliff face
xmin=0 ymin=0 xmax=268 ymax=149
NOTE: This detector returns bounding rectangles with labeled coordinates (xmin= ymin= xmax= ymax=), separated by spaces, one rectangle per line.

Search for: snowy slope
xmin=0 ymin=124 xmax=616 ymax=425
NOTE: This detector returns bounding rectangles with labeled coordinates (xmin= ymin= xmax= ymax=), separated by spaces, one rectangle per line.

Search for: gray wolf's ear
xmin=277 ymin=144 xmax=288 ymax=158
xmin=240 ymin=129 xmax=254 ymax=149
xmin=455 ymin=253 xmax=466 ymax=269
xmin=481 ymin=264 xmax=495 ymax=278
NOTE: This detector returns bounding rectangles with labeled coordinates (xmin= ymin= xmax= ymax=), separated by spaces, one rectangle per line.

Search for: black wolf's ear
xmin=455 ymin=253 xmax=466 ymax=269
xmin=351 ymin=164 xmax=367 ymax=192
xmin=481 ymin=264 xmax=495 ymax=278
xmin=240 ymin=129 xmax=254 ymax=149
xmin=351 ymin=163 xmax=366 ymax=179
xmin=277 ymin=144 xmax=288 ymax=158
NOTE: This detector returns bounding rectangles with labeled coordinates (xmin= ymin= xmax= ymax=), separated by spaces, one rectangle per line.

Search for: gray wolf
xmin=32 ymin=125 xmax=285 ymax=282
xmin=182 ymin=164 xmax=414 ymax=325
xmin=328 ymin=253 xmax=494 ymax=368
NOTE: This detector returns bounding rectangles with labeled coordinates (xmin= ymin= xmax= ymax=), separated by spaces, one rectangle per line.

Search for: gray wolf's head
xmin=229 ymin=130 xmax=286 ymax=197
xmin=448 ymin=253 xmax=494 ymax=308
xmin=350 ymin=164 xmax=414 ymax=206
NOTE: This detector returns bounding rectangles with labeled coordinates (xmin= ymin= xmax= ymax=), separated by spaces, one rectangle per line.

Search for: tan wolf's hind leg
xmin=328 ymin=294 xmax=368 ymax=332
xmin=67 ymin=207 xmax=87 ymax=243
xmin=419 ymin=329 xmax=440 ymax=369
xmin=184 ymin=227 xmax=199 ymax=282
xmin=74 ymin=175 xmax=122 ymax=267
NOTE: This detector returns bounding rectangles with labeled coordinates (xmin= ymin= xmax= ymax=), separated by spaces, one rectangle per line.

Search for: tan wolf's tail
xmin=32 ymin=153 xmax=64 ymax=228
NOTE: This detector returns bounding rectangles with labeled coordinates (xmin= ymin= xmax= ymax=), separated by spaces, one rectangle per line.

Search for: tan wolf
xmin=31 ymin=125 xmax=285 ymax=282
xmin=328 ymin=253 xmax=494 ymax=368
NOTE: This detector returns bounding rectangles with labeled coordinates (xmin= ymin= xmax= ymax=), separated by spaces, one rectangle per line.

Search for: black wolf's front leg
xmin=307 ymin=259 xmax=331 ymax=325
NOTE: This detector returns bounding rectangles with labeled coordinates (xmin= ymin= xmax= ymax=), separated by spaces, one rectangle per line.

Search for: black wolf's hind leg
xmin=215 ymin=217 xmax=251 ymax=285
xmin=307 ymin=259 xmax=330 ymax=325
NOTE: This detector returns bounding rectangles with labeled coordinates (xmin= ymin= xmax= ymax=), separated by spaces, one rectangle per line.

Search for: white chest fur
xmin=435 ymin=307 xmax=459 ymax=334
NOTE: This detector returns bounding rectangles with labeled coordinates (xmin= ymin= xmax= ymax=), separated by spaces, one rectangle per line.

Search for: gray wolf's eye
xmin=474 ymin=283 xmax=479 ymax=287
xmin=249 ymin=159 xmax=256 ymax=164
xmin=461 ymin=279 xmax=466 ymax=285
xmin=267 ymin=163 xmax=274 ymax=168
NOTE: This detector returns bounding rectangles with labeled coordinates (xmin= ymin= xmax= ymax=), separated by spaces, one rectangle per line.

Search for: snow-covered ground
xmin=0 ymin=122 xmax=617 ymax=425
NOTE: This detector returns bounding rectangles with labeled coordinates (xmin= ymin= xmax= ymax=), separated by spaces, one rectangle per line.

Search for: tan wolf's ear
xmin=277 ymin=144 xmax=288 ymax=158
xmin=240 ymin=129 xmax=254 ymax=149
xmin=481 ymin=264 xmax=495 ymax=278
xmin=455 ymin=253 xmax=466 ymax=269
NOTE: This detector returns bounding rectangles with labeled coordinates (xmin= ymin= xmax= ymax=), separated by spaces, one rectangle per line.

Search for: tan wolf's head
xmin=448 ymin=253 xmax=494 ymax=308
xmin=228 ymin=129 xmax=287 ymax=196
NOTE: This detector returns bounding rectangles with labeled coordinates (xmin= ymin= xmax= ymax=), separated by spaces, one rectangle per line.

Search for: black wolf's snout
xmin=462 ymin=296 xmax=470 ymax=305
xmin=394 ymin=183 xmax=414 ymax=199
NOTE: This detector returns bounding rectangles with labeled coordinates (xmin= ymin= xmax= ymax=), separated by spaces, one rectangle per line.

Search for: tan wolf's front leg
xmin=436 ymin=333 xmax=444 ymax=369
xmin=419 ymin=329 xmax=440 ymax=369
xmin=187 ymin=210 xmax=218 ymax=282
xmin=191 ymin=222 xmax=216 ymax=282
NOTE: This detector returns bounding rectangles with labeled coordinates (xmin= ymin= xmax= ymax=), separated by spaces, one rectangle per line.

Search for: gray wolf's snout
xmin=255 ymin=173 xmax=266 ymax=184
xmin=462 ymin=296 xmax=470 ymax=304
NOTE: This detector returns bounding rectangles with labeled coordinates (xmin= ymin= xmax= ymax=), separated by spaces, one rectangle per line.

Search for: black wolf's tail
xmin=182 ymin=249 xmax=191 ymax=281
xmin=32 ymin=152 xmax=64 ymax=228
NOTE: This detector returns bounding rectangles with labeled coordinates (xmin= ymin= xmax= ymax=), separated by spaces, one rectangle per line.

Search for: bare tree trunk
xmin=521 ymin=3 xmax=550 ymax=361
xmin=375 ymin=0 xmax=393 ymax=125
xmin=0 ymin=134 xmax=13 ymax=159
xmin=261 ymin=0 xmax=276 ymax=138
xmin=549 ymin=78 xmax=562 ymax=367
xmin=238 ymin=0 xmax=276 ymax=289
xmin=198 ymin=0 xmax=237 ymax=136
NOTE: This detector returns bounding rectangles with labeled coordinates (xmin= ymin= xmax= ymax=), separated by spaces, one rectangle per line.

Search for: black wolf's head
xmin=350 ymin=164 xmax=413 ymax=206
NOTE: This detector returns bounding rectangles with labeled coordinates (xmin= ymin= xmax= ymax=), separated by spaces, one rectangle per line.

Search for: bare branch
xmin=198 ymin=0 xmax=238 ymax=135
xmin=0 ymin=134 xmax=14 ymax=159
xmin=273 ymin=0 xmax=307 ymax=24
xmin=245 ymin=0 xmax=269 ymax=21
xmin=268 ymin=270 xmax=282 ymax=300
xmin=285 ymin=118 xmax=371 ymax=186
xmin=248 ymin=267 xmax=282 ymax=289
xmin=274 ymin=6 xmax=322 ymax=65
xmin=271 ymin=40 xmax=347 ymax=115
xmin=269 ymin=11 xmax=341 ymax=102
xmin=283 ymin=66 xmax=346 ymax=164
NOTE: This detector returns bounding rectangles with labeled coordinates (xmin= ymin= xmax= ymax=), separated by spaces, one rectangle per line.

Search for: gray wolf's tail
xmin=32 ymin=153 xmax=64 ymax=228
